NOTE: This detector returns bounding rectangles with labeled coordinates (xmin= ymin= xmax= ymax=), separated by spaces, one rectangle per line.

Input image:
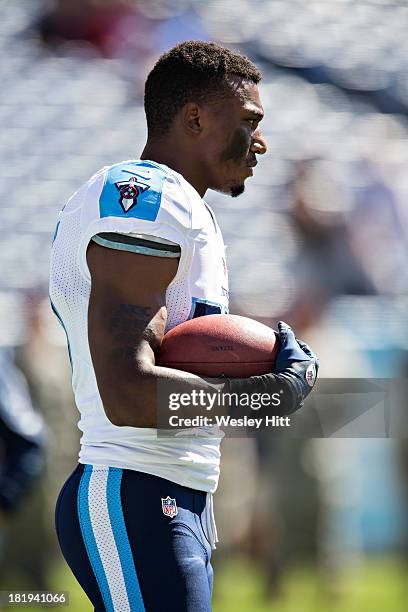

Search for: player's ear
xmin=181 ymin=102 xmax=202 ymax=136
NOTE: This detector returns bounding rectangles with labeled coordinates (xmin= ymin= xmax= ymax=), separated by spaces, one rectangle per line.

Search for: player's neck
xmin=141 ymin=141 xmax=207 ymax=198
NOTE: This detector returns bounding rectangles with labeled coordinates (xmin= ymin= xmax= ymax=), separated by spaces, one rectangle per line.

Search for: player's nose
xmin=250 ymin=128 xmax=267 ymax=155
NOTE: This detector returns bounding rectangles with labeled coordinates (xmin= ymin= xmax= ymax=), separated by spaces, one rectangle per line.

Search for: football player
xmin=50 ymin=41 xmax=318 ymax=611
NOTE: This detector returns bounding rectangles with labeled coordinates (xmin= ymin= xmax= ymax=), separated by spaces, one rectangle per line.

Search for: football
xmin=158 ymin=314 xmax=279 ymax=377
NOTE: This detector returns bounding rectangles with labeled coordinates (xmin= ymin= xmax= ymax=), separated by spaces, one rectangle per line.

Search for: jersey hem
xmin=77 ymin=458 xmax=218 ymax=494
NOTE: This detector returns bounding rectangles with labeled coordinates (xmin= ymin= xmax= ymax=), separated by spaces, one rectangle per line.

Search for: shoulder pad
xmin=99 ymin=161 xmax=167 ymax=221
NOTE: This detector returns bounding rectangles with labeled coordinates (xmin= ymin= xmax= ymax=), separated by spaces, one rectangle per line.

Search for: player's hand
xmin=274 ymin=320 xmax=319 ymax=408
xmin=224 ymin=321 xmax=319 ymax=417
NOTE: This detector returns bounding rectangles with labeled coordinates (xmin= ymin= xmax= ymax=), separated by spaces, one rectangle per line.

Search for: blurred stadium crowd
xmin=1 ymin=0 xmax=408 ymax=609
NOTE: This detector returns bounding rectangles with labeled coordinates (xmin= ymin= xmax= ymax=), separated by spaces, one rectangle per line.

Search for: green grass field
xmin=213 ymin=557 xmax=408 ymax=612
xmin=4 ymin=556 xmax=408 ymax=611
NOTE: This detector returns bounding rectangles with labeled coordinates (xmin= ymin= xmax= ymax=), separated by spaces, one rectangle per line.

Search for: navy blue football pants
xmin=55 ymin=464 xmax=213 ymax=611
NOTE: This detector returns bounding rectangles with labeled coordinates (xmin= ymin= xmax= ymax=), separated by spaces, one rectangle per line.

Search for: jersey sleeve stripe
xmin=91 ymin=232 xmax=181 ymax=258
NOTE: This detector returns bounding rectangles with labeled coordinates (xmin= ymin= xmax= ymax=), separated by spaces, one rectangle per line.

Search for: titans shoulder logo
xmin=115 ymin=176 xmax=150 ymax=213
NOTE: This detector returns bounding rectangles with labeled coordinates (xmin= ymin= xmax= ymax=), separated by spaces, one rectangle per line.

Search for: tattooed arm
xmin=87 ymin=242 xmax=222 ymax=427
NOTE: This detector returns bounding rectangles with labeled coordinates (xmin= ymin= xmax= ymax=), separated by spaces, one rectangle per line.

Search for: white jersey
xmin=49 ymin=160 xmax=229 ymax=494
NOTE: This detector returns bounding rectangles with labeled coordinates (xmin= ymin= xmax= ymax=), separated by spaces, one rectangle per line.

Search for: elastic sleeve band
xmin=91 ymin=232 xmax=181 ymax=258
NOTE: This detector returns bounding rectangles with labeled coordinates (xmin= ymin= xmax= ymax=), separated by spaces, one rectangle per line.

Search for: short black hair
xmin=144 ymin=40 xmax=262 ymax=138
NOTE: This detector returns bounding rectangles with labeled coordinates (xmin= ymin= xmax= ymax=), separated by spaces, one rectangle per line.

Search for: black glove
xmin=273 ymin=320 xmax=319 ymax=409
xmin=225 ymin=321 xmax=319 ymax=416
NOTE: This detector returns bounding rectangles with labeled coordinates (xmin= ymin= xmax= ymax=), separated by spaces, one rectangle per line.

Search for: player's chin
xmin=230 ymin=183 xmax=245 ymax=197
xmin=229 ymin=165 xmax=254 ymax=196
xmin=213 ymin=171 xmax=248 ymax=197
xmin=230 ymin=173 xmax=249 ymax=197
xmin=213 ymin=180 xmax=246 ymax=198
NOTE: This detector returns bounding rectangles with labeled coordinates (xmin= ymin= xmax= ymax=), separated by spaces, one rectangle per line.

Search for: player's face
xmin=206 ymin=81 xmax=267 ymax=197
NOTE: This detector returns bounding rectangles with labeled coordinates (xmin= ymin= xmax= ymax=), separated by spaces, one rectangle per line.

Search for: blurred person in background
xmin=33 ymin=0 xmax=210 ymax=99
xmin=0 ymin=349 xmax=47 ymax=589
xmin=35 ymin=0 xmax=135 ymax=56
xmin=244 ymin=158 xmax=378 ymax=601
xmin=50 ymin=40 xmax=319 ymax=611
xmin=280 ymin=159 xmax=377 ymax=377
xmin=288 ymin=159 xmax=376 ymax=301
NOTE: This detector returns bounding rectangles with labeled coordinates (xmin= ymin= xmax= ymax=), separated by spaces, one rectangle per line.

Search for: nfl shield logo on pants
xmin=161 ymin=496 xmax=178 ymax=518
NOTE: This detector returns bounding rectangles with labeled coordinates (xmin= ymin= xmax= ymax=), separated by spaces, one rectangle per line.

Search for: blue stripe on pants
xmin=107 ymin=468 xmax=145 ymax=611
xmin=77 ymin=465 xmax=114 ymax=612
